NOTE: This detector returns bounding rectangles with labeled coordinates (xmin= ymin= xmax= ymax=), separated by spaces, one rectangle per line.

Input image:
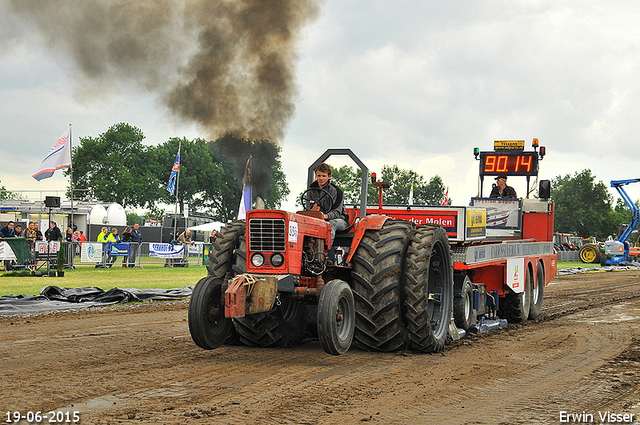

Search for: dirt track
xmin=1 ymin=270 xmax=640 ymax=425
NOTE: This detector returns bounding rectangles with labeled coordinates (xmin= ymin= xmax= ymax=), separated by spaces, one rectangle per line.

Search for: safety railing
xmin=1 ymin=241 xmax=215 ymax=270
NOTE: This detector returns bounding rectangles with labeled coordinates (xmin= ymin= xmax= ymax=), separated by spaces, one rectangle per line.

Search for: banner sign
xmin=108 ymin=242 xmax=130 ymax=257
xmin=81 ymin=243 xmax=103 ymax=263
xmin=187 ymin=243 xmax=203 ymax=256
xmin=0 ymin=242 xmax=17 ymax=260
xmin=471 ymin=198 xmax=521 ymax=230
xmin=149 ymin=243 xmax=184 ymax=259
xmin=494 ymin=140 xmax=525 ymax=150
xmin=35 ymin=241 xmax=60 ymax=257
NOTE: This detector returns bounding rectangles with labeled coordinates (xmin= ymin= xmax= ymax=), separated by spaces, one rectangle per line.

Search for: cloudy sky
xmin=2 ymin=0 xmax=640 ymax=213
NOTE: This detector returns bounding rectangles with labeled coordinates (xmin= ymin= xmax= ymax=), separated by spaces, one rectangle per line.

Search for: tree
xmin=69 ymin=123 xmax=162 ymax=208
xmin=70 ymin=124 xmax=289 ymax=223
xmin=0 ymin=186 xmax=24 ymax=201
xmin=551 ymin=169 xmax=617 ymax=239
xmin=153 ymin=137 xmax=224 ymax=215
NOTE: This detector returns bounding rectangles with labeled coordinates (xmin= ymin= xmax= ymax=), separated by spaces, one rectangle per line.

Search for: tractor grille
xmin=248 ymin=219 xmax=286 ymax=252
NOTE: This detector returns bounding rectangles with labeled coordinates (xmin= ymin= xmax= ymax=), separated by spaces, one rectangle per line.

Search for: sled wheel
xmin=453 ymin=274 xmax=476 ymax=330
xmin=318 ymin=279 xmax=355 ymax=355
xmin=529 ymin=262 xmax=545 ymax=320
xmin=188 ymin=276 xmax=233 ymax=349
xmin=499 ymin=265 xmax=532 ymax=323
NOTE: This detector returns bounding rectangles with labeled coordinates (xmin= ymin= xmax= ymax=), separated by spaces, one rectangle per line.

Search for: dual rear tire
xmin=351 ymin=220 xmax=454 ymax=353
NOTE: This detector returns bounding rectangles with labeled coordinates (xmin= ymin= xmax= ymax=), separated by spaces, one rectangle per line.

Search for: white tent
xmin=187 ymin=222 xmax=226 ymax=232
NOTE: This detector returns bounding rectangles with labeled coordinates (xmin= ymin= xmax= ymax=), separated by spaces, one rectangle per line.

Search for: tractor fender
xmin=346 ymin=215 xmax=390 ymax=263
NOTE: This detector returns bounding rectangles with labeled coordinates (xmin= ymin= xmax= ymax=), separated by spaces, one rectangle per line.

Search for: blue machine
xmin=601 ymin=179 xmax=640 ymax=265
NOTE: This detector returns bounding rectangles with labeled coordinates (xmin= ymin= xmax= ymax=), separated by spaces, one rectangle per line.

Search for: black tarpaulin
xmin=0 ymin=285 xmax=193 ymax=314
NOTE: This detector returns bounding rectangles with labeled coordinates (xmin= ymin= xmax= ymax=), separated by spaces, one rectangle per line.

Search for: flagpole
xmin=69 ymin=124 xmax=74 ymax=236
xmin=173 ymin=139 xmax=182 ymax=241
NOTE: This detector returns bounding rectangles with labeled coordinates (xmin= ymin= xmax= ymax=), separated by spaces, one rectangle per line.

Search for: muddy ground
xmin=1 ymin=270 xmax=640 ymax=425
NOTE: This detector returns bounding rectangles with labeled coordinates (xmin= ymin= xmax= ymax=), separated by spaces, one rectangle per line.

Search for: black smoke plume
xmin=7 ymin=0 xmax=320 ymax=143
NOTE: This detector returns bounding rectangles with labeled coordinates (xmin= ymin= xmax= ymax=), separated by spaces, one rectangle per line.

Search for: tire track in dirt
xmin=2 ymin=271 xmax=640 ymax=424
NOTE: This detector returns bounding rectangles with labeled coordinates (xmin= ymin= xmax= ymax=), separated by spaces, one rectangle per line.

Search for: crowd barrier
xmin=0 ymin=240 xmax=214 ymax=270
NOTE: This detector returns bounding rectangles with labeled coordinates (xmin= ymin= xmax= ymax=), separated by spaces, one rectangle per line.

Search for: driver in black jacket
xmin=308 ymin=162 xmax=349 ymax=244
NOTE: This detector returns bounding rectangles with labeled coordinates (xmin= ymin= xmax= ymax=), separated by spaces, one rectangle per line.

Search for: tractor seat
xmin=340 ymin=208 xmax=357 ymax=233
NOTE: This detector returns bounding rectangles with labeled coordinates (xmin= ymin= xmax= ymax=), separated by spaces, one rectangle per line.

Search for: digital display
xmin=479 ymin=152 xmax=539 ymax=177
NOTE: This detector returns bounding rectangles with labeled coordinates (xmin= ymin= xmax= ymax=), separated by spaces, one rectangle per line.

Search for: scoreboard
xmin=479 ymin=152 xmax=539 ymax=177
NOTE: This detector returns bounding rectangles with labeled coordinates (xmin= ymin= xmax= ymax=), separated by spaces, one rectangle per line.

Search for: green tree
xmin=69 ymin=123 xmax=162 ymax=208
xmin=70 ymin=124 xmax=289 ymax=222
xmin=125 ymin=210 xmax=144 ymax=226
xmin=551 ymin=169 xmax=616 ymax=239
xmin=153 ymin=137 xmax=224 ymax=216
xmin=0 ymin=186 xmax=23 ymax=200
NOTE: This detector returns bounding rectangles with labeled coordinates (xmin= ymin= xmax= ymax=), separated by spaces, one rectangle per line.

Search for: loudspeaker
xmin=44 ymin=196 xmax=60 ymax=208
xmin=539 ymin=180 xmax=551 ymax=199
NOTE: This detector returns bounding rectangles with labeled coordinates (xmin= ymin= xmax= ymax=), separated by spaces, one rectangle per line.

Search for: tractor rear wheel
xmin=499 ymin=265 xmax=532 ymax=323
xmin=317 ymin=279 xmax=355 ymax=355
xmin=351 ymin=219 xmax=413 ymax=352
xmin=207 ymin=220 xmax=245 ymax=279
xmin=529 ymin=262 xmax=545 ymax=320
xmin=234 ymin=298 xmax=308 ymax=347
xmin=188 ymin=276 xmax=233 ymax=349
xmin=232 ymin=236 xmax=308 ymax=347
xmin=579 ymin=244 xmax=600 ymax=264
xmin=404 ymin=224 xmax=454 ymax=352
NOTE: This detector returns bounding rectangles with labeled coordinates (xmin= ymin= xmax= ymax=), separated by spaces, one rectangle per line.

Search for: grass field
xmin=0 ymin=261 xmax=587 ymax=297
xmin=0 ymin=265 xmax=208 ymax=297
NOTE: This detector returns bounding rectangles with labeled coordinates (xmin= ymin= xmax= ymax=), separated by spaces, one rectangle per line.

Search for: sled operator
xmin=307 ymin=162 xmax=349 ymax=243
xmin=490 ymin=175 xmax=517 ymax=198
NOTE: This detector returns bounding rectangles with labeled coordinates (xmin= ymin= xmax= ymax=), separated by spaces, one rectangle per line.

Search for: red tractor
xmin=189 ymin=144 xmax=556 ymax=355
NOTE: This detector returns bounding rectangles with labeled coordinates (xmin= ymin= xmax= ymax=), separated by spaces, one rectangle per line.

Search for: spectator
xmin=34 ymin=222 xmax=43 ymax=241
xmin=0 ymin=221 xmax=15 ymax=238
xmin=77 ymin=230 xmax=88 ymax=242
xmin=65 ymin=227 xmax=74 ymax=242
xmin=97 ymin=227 xmax=108 ymax=243
xmin=1 ymin=221 xmax=15 ymax=270
xmin=95 ymin=227 xmax=109 ymax=268
xmin=209 ymin=230 xmax=218 ymax=243
xmin=45 ymin=221 xmax=63 ymax=241
xmin=106 ymin=227 xmax=120 ymax=267
xmin=13 ymin=223 xmax=23 ymax=237
xmin=129 ymin=223 xmax=142 ymax=268
xmin=178 ymin=230 xmax=194 ymax=244
xmin=120 ymin=226 xmax=132 ymax=268
xmin=24 ymin=222 xmax=37 ymax=247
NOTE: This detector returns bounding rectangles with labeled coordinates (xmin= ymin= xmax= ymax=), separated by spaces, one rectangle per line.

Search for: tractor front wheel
xmin=318 ymin=279 xmax=356 ymax=355
xmin=188 ymin=276 xmax=233 ymax=349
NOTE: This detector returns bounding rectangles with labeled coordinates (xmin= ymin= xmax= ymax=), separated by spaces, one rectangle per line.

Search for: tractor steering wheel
xmin=300 ymin=188 xmax=336 ymax=212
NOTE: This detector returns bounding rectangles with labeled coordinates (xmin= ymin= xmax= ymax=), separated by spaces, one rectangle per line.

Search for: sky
xmin=2 ymin=0 xmax=640 ymax=214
